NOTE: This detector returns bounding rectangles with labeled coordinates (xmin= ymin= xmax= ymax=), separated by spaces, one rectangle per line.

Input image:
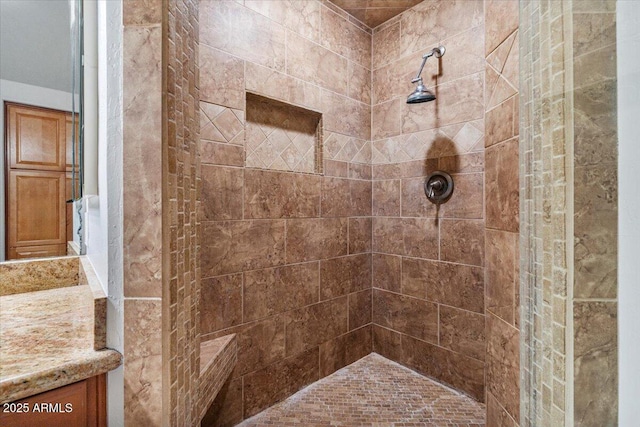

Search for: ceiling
xmin=327 ymin=0 xmax=423 ymax=28
xmin=0 ymin=0 xmax=73 ymax=92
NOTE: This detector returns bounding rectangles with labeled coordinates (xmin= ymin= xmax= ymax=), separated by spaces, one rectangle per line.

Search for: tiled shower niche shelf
xmin=245 ymin=92 xmax=323 ymax=174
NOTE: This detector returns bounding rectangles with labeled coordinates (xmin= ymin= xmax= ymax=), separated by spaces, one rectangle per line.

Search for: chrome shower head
xmin=407 ymin=46 xmax=445 ymax=104
xmin=407 ymin=78 xmax=436 ymax=104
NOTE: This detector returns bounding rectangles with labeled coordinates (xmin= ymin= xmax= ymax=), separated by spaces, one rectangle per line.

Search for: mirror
xmin=0 ymin=0 xmax=86 ymax=261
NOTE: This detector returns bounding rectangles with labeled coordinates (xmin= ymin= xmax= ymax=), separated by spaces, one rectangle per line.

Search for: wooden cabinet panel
xmin=0 ymin=375 xmax=106 ymax=427
xmin=65 ymin=172 xmax=78 ymax=242
xmin=7 ymin=170 xmax=66 ymax=249
xmin=66 ymin=113 xmax=79 ymax=171
xmin=6 ymin=103 xmax=66 ymax=171
xmin=8 ymin=244 xmax=66 ymax=259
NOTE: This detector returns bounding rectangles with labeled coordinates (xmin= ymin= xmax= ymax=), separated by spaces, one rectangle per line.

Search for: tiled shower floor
xmin=237 ymin=353 xmax=485 ymax=427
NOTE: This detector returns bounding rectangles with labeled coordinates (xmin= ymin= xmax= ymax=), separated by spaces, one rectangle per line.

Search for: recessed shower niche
xmin=245 ymin=93 xmax=323 ymax=174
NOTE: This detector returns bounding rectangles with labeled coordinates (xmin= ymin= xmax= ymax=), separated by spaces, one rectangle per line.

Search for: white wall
xmin=618 ymin=1 xmax=640 ymax=424
xmin=0 ymin=80 xmax=76 ymax=261
xmin=87 ymin=0 xmax=125 ymax=424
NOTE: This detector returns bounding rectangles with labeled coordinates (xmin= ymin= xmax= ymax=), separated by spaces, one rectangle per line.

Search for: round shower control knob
xmin=424 ymin=171 xmax=454 ymax=204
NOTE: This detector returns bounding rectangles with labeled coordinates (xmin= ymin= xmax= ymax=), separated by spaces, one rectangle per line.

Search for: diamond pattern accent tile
xmin=323 ymin=132 xmax=371 ymax=164
xmin=245 ymin=95 xmax=321 ymax=174
xmin=371 ymin=121 xmax=485 ymax=164
xmin=200 ymin=101 xmax=244 ymax=145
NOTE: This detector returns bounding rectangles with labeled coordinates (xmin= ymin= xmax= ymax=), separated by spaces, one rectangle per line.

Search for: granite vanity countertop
xmin=0 ymin=285 xmax=121 ymax=403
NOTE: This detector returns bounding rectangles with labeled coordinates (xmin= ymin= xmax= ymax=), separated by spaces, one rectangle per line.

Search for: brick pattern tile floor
xmin=237 ymin=353 xmax=486 ymax=426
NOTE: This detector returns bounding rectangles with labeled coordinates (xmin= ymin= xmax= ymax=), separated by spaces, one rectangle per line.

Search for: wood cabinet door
xmin=7 ymin=170 xmax=66 ymax=251
xmin=0 ymin=375 xmax=107 ymax=427
xmin=65 ymin=113 xmax=79 ymax=171
xmin=6 ymin=103 xmax=66 ymax=171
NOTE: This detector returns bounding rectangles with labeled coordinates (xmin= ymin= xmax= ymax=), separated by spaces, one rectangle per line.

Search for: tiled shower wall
xmin=571 ymin=0 xmax=618 ymax=424
xmin=122 ymin=0 xmax=200 ymax=425
xmin=198 ymin=1 xmax=373 ymax=425
xmin=484 ymin=0 xmax=520 ymax=425
xmin=370 ymin=0 xmax=487 ymax=401
xmin=163 ymin=0 xmax=201 ymax=424
xmin=520 ymin=0 xmax=618 ymax=425
xmin=122 ymin=0 xmax=164 ymax=424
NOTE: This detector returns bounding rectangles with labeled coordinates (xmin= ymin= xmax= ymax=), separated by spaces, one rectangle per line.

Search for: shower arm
xmin=411 ymin=46 xmax=446 ymax=84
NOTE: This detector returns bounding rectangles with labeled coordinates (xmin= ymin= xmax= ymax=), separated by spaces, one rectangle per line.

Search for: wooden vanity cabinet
xmin=0 ymin=374 xmax=106 ymax=427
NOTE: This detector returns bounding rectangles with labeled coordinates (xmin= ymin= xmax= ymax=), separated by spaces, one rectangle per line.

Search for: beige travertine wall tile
xmin=372 ymin=289 xmax=438 ymax=344
xmin=320 ymin=254 xmax=371 ymax=300
xmin=199 ymin=46 xmax=245 ymax=110
xmin=484 ymin=0 xmax=518 ymax=55
xmin=284 ymin=297 xmax=349 ymax=355
xmin=573 ymin=80 xmax=617 ymax=166
xmin=486 ymin=96 xmax=517 ymax=148
xmin=245 ymin=62 xmax=322 ymax=111
xmin=437 ymin=25 xmax=485 ymax=85
xmin=124 ymin=299 xmax=163 ymax=425
xmin=373 ymin=179 xmax=401 ymax=216
xmin=322 ymin=90 xmax=371 ymax=140
xmin=401 ymin=73 xmax=484 ymax=133
xmin=401 ymin=258 xmax=484 ymax=313
xmin=438 ymin=152 xmax=484 ymax=173
xmin=200 ymin=0 xmax=286 ymax=72
xmin=243 ymin=349 xmax=319 ymax=418
xmin=320 ymin=6 xmax=371 ymax=68
xmin=123 ymin=0 xmax=162 ymax=25
xmin=348 ymin=61 xmax=371 ymax=104
xmin=439 ymin=305 xmax=486 ymax=361
xmin=486 ymin=138 xmax=519 ymax=232
xmin=486 ymin=313 xmax=519 ymax=421
xmin=440 ymin=219 xmax=485 ymax=266
xmin=487 ymin=392 xmax=518 ymax=427
xmin=573 ymin=0 xmax=616 ymax=13
xmin=399 ymin=332 xmax=485 ymax=401
xmin=287 ymin=31 xmax=348 ymax=95
xmin=400 ymin=0 xmax=483 ymax=57
xmin=202 ymin=376 xmax=243 ymax=426
xmin=348 ymin=217 xmax=372 ymax=254
xmin=201 ymin=220 xmax=286 ymax=277
xmin=320 ymin=177 xmax=372 ymax=217
xmin=243 ymin=263 xmax=320 ymax=322
xmin=200 ymin=274 xmax=243 ymax=334
xmin=123 ymin=25 xmax=162 ymax=298
xmin=349 ymin=290 xmax=372 ymax=330
xmin=373 ymin=21 xmax=400 ymax=67
xmin=573 ymin=13 xmax=616 ymax=58
xmin=244 ymin=169 xmax=321 ymax=219
xmin=574 ymin=164 xmax=617 ymax=299
xmin=201 ymin=165 xmax=243 ymax=221
xmin=573 ymin=301 xmax=618 ymax=426
xmin=211 ymin=316 xmax=286 ymax=378
xmin=372 ymin=98 xmax=403 ymax=140
xmin=372 ymin=253 xmax=401 ymax=293
xmin=285 ymin=218 xmax=348 ymax=263
xmin=200 ymin=140 xmax=244 ymax=167
xmin=372 ymin=217 xmax=439 ymax=259
xmin=319 ymin=326 xmax=371 ymax=377
xmin=245 ymin=0 xmax=321 ymax=43
xmin=485 ymin=229 xmax=517 ymax=325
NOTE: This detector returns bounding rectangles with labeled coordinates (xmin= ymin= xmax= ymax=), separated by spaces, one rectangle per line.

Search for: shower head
xmin=407 ymin=46 xmax=445 ymax=104
xmin=407 ymin=79 xmax=436 ymax=104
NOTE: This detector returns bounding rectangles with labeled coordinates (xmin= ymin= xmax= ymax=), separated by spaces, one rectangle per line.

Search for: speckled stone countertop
xmin=0 ymin=285 xmax=121 ymax=403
